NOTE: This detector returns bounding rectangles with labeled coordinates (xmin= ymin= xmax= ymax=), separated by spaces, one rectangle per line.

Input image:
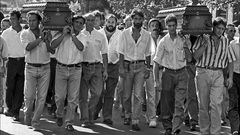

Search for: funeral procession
xmin=0 ymin=0 xmax=240 ymax=135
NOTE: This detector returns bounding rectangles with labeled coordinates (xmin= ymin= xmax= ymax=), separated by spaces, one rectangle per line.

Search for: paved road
xmin=0 ymin=107 xmax=231 ymax=135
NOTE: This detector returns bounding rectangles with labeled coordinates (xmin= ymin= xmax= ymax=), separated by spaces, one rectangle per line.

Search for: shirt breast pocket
xmin=176 ymin=48 xmax=185 ymax=62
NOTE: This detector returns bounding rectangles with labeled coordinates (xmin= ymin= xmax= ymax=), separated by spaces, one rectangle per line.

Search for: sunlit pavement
xmin=0 ymin=106 xmax=231 ymax=135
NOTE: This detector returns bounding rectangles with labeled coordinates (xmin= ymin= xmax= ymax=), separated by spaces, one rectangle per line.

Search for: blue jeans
xmin=79 ymin=63 xmax=103 ymax=122
xmin=123 ymin=62 xmax=146 ymax=124
xmin=24 ymin=64 xmax=50 ymax=125
xmin=195 ymin=68 xmax=224 ymax=135
xmin=55 ymin=64 xmax=82 ymax=125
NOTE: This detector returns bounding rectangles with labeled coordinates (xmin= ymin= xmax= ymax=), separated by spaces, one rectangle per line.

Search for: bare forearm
xmin=26 ymin=38 xmax=42 ymax=51
xmin=51 ymin=34 xmax=65 ymax=49
xmin=102 ymin=54 xmax=108 ymax=72
xmin=145 ymin=55 xmax=151 ymax=69
xmin=72 ymin=35 xmax=84 ymax=51
xmin=228 ymin=62 xmax=234 ymax=79
xmin=193 ymin=46 xmax=206 ymax=60
xmin=153 ymin=62 xmax=160 ymax=82
xmin=119 ymin=54 xmax=124 ymax=68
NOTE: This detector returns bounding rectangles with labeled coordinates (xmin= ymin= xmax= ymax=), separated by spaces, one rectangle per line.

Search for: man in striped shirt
xmin=192 ymin=17 xmax=236 ymax=135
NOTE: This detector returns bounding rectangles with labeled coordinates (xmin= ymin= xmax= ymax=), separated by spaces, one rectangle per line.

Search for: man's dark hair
xmin=212 ymin=17 xmax=227 ymax=27
xmin=131 ymin=8 xmax=144 ymax=19
xmin=1 ymin=17 xmax=10 ymax=24
xmin=93 ymin=10 xmax=102 ymax=18
xmin=227 ymin=23 xmax=235 ymax=28
xmin=27 ymin=10 xmax=42 ymax=21
xmin=9 ymin=10 xmax=21 ymax=19
xmin=72 ymin=14 xmax=86 ymax=24
xmin=148 ymin=18 xmax=163 ymax=31
xmin=106 ymin=14 xmax=117 ymax=23
xmin=0 ymin=11 xmax=4 ymax=23
xmin=165 ymin=14 xmax=177 ymax=25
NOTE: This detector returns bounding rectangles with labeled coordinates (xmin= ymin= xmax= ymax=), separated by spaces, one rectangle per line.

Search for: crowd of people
xmin=0 ymin=8 xmax=239 ymax=135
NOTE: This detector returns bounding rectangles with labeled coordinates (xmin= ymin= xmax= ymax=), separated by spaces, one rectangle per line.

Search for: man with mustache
xmin=94 ymin=14 xmax=121 ymax=125
xmin=143 ymin=18 xmax=163 ymax=128
xmin=118 ymin=8 xmax=152 ymax=131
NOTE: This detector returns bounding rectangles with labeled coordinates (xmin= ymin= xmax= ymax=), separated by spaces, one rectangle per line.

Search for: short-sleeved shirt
xmin=82 ymin=29 xmax=108 ymax=63
xmin=1 ymin=26 xmax=25 ymax=57
xmin=99 ymin=28 xmax=122 ymax=64
xmin=153 ymin=34 xmax=187 ymax=70
xmin=117 ymin=27 xmax=152 ymax=61
xmin=229 ymin=37 xmax=240 ymax=73
xmin=53 ymin=32 xmax=86 ymax=65
xmin=192 ymin=35 xmax=236 ymax=68
xmin=0 ymin=37 xmax=8 ymax=66
xmin=20 ymin=28 xmax=50 ymax=64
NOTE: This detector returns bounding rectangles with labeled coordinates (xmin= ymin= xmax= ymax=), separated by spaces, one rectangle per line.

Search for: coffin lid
xmin=21 ymin=2 xmax=71 ymax=13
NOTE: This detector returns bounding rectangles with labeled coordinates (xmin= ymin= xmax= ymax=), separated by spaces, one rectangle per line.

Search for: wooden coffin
xmin=157 ymin=5 xmax=212 ymax=35
xmin=22 ymin=2 xmax=72 ymax=31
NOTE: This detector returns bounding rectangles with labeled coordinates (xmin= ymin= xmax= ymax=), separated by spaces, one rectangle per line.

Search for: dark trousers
xmin=228 ymin=72 xmax=240 ymax=133
xmin=185 ymin=64 xmax=198 ymax=126
xmin=161 ymin=68 xmax=188 ymax=132
xmin=95 ymin=63 xmax=119 ymax=120
xmin=46 ymin=58 xmax=57 ymax=107
xmin=5 ymin=58 xmax=25 ymax=115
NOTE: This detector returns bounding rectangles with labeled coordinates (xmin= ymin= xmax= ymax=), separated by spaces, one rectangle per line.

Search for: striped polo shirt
xmin=192 ymin=35 xmax=236 ymax=68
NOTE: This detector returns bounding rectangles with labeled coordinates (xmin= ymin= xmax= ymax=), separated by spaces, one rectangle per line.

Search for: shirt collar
xmin=83 ymin=28 xmax=97 ymax=35
xmin=129 ymin=26 xmax=143 ymax=35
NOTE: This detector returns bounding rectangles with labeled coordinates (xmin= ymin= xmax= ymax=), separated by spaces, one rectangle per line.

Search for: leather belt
xmin=197 ymin=66 xmax=222 ymax=70
xmin=124 ymin=60 xmax=145 ymax=64
xmin=27 ymin=63 xmax=49 ymax=67
xmin=57 ymin=62 xmax=81 ymax=67
xmin=164 ymin=67 xmax=186 ymax=72
xmin=9 ymin=57 xmax=24 ymax=61
xmin=82 ymin=62 xmax=101 ymax=66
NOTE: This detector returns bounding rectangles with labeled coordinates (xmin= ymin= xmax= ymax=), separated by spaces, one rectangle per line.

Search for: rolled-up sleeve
xmin=145 ymin=34 xmax=152 ymax=57
xmin=153 ymin=39 xmax=164 ymax=65
xmin=227 ymin=43 xmax=236 ymax=63
xmin=101 ymin=34 xmax=108 ymax=55
xmin=117 ymin=31 xmax=126 ymax=55
xmin=20 ymin=30 xmax=30 ymax=49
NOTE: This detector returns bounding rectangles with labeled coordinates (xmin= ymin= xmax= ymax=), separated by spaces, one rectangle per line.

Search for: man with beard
xmin=1 ymin=10 xmax=25 ymax=121
xmin=94 ymin=14 xmax=121 ymax=125
xmin=51 ymin=14 xmax=85 ymax=131
xmin=153 ymin=14 xmax=191 ymax=135
xmin=118 ymin=8 xmax=152 ymax=131
xmin=20 ymin=10 xmax=53 ymax=129
xmin=143 ymin=18 xmax=163 ymax=128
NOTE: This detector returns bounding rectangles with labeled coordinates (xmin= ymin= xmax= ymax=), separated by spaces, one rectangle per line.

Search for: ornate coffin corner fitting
xmin=22 ymin=2 xmax=72 ymax=31
xmin=157 ymin=5 xmax=212 ymax=35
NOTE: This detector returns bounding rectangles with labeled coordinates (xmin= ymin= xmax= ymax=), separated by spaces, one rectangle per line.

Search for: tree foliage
xmin=107 ymin=0 xmax=191 ymax=19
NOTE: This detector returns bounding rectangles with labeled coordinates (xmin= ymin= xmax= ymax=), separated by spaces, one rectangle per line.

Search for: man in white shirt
xmin=143 ymin=18 xmax=163 ymax=128
xmin=228 ymin=25 xmax=240 ymax=135
xmin=1 ymin=10 xmax=25 ymax=121
xmin=79 ymin=12 xmax=108 ymax=128
xmin=20 ymin=10 xmax=53 ymax=130
xmin=94 ymin=14 xmax=121 ymax=125
xmin=118 ymin=8 xmax=152 ymax=131
xmin=153 ymin=14 xmax=191 ymax=135
xmin=51 ymin=14 xmax=85 ymax=131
